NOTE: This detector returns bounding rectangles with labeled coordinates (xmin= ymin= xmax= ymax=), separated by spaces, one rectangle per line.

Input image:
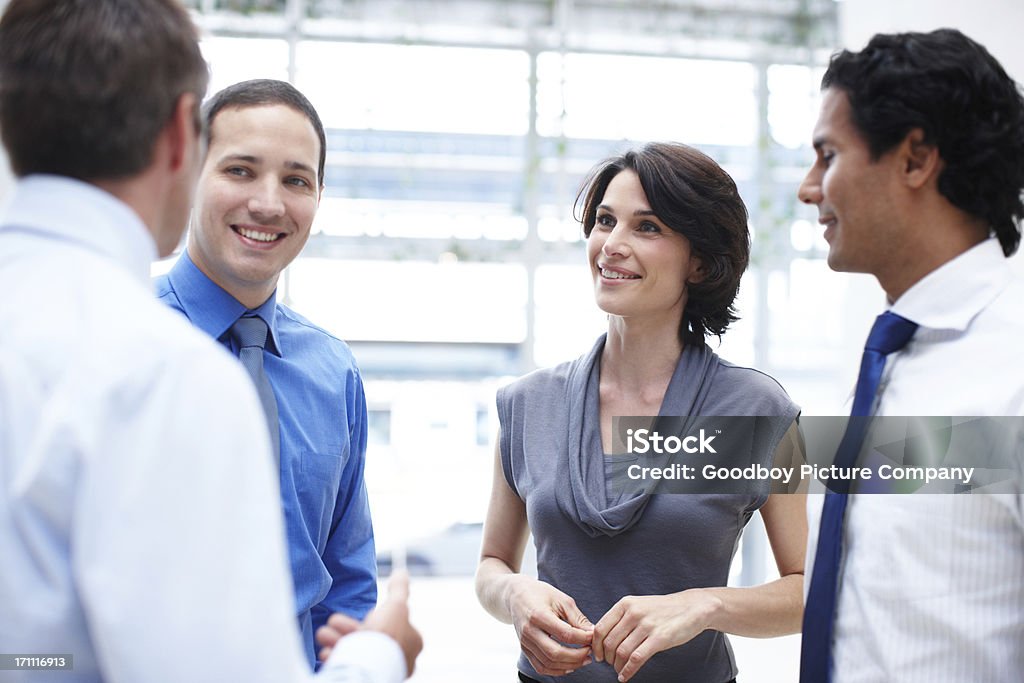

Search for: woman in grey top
xmin=476 ymin=143 xmax=807 ymax=683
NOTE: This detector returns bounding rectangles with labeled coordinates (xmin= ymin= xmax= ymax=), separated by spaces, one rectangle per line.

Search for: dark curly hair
xmin=823 ymin=28 xmax=1024 ymax=256
xmin=575 ymin=142 xmax=750 ymax=346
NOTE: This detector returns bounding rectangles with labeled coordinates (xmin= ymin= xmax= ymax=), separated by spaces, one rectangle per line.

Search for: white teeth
xmin=237 ymin=227 xmax=279 ymax=242
xmin=601 ymin=268 xmax=639 ymax=280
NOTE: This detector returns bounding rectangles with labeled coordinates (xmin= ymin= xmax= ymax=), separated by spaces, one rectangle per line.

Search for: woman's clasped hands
xmin=509 ymin=577 xmax=719 ymax=682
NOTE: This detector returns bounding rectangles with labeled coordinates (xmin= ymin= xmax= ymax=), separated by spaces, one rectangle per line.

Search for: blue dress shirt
xmin=155 ymin=251 xmax=377 ymax=666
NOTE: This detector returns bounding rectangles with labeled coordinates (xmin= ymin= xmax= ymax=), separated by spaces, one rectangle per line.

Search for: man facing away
xmin=0 ymin=1 xmax=418 ymax=681
xmin=154 ymin=78 xmax=378 ymax=666
xmin=797 ymin=28 xmax=1024 ymax=683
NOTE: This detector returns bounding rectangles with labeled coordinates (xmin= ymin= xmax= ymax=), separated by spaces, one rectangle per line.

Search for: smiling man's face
xmin=188 ymin=103 xmax=321 ymax=308
xmin=798 ymin=88 xmax=905 ymax=280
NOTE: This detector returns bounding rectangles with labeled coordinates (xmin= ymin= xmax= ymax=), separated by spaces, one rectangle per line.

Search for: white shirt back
xmin=0 ymin=176 xmax=402 ymax=683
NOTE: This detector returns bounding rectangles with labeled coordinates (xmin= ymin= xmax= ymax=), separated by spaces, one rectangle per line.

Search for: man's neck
xmin=185 ymin=243 xmax=277 ymax=310
xmin=879 ymin=208 xmax=989 ymax=301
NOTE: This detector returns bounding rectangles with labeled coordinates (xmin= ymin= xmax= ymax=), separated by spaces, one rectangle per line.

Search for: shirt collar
xmin=889 ymin=238 xmax=1012 ymax=331
xmin=168 ymin=250 xmax=281 ymax=356
xmin=0 ymin=174 xmax=156 ymax=285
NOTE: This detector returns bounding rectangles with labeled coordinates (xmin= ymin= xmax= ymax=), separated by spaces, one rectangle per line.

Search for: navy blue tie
xmin=799 ymin=311 xmax=918 ymax=683
xmin=230 ymin=316 xmax=280 ymax=468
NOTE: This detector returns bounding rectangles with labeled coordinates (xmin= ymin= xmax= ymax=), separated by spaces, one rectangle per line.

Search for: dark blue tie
xmin=799 ymin=311 xmax=918 ymax=683
xmin=230 ymin=316 xmax=280 ymax=468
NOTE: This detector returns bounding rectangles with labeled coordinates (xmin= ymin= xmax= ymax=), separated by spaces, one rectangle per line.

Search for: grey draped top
xmin=497 ymin=334 xmax=800 ymax=683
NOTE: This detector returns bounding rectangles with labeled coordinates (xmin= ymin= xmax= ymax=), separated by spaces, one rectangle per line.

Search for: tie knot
xmin=230 ymin=316 xmax=269 ymax=350
xmin=865 ymin=311 xmax=918 ymax=356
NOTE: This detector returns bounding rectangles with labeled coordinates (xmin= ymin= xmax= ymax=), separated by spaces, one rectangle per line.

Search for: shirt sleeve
xmin=71 ymin=349 xmax=398 ymax=683
xmin=313 ymin=367 xmax=378 ymax=633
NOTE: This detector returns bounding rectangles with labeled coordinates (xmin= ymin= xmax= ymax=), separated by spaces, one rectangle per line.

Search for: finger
xmin=317 ymin=646 xmax=332 ymax=663
xmin=591 ymin=629 xmax=605 ymax=663
xmin=531 ymin=606 xmax=593 ymax=647
xmin=531 ymin=636 xmax=590 ymax=669
xmin=386 ymin=569 xmax=410 ymax=603
xmin=611 ymin=629 xmax=646 ymax=676
xmin=602 ymin=620 xmax=635 ymax=672
xmin=553 ymin=620 xmax=594 ymax=647
xmin=617 ymin=638 xmax=656 ymax=682
xmin=520 ymin=639 xmax=559 ymax=676
xmin=521 ymin=638 xmax=589 ymax=677
xmin=523 ymin=622 xmax=591 ymax=670
xmin=592 ymin=603 xmax=625 ymax=662
xmin=315 ymin=626 xmax=341 ymax=650
xmin=406 ymin=626 xmax=425 ymax=678
xmin=550 ymin=597 xmax=594 ymax=646
xmin=324 ymin=612 xmax=361 ymax=636
xmin=562 ymin=600 xmax=596 ymax=632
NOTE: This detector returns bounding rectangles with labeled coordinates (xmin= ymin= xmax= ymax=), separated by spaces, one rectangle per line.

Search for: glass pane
xmin=287 ymin=258 xmax=527 ymax=343
xmin=199 ymin=36 xmax=289 ymax=96
xmin=538 ymin=52 xmax=757 ymax=144
xmin=768 ymin=64 xmax=824 ymax=149
xmin=296 ymin=42 xmax=529 ymax=135
xmin=313 ymin=198 xmax=527 ymax=240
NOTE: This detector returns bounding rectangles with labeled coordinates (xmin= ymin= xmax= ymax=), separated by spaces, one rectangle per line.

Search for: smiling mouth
xmin=600 ymin=266 xmax=640 ymax=280
xmin=233 ymin=225 xmax=284 ymax=243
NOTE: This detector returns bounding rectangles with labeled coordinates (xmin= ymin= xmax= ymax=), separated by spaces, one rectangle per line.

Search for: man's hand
xmin=316 ymin=571 xmax=423 ymax=677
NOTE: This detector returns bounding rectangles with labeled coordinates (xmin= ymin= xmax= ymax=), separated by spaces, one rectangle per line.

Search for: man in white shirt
xmin=0 ymin=1 xmax=419 ymax=681
xmin=797 ymin=29 xmax=1024 ymax=682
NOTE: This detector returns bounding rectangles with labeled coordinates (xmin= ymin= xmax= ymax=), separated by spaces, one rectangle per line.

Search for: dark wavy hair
xmin=203 ymin=79 xmax=327 ymax=188
xmin=575 ymin=142 xmax=750 ymax=346
xmin=823 ymin=28 xmax=1024 ymax=256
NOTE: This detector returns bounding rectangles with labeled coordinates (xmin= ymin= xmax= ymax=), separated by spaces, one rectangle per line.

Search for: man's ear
xmin=166 ymin=92 xmax=200 ymax=172
xmin=901 ymin=127 xmax=943 ymax=190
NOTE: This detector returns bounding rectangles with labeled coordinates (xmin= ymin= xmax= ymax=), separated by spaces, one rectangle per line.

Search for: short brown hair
xmin=0 ymin=0 xmax=209 ymax=180
xmin=203 ymin=79 xmax=327 ymax=188
xmin=576 ymin=142 xmax=750 ymax=345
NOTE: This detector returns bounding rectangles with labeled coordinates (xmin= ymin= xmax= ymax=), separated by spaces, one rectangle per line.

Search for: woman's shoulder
xmin=500 ymin=336 xmax=604 ymax=403
xmin=498 ymin=359 xmax=574 ymax=402
xmin=715 ymin=357 xmax=789 ymax=393
xmin=711 ymin=356 xmax=799 ymax=415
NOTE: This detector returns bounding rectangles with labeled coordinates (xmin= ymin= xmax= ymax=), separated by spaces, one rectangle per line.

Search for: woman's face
xmin=586 ymin=169 xmax=702 ymax=326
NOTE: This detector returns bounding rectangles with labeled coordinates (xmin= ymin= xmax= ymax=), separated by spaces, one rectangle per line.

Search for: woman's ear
xmin=687 ymin=256 xmax=707 ymax=284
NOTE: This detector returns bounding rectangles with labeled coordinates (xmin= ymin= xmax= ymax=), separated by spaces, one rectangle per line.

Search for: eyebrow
xmin=284 ymin=160 xmax=317 ymax=176
xmin=597 ymin=204 xmax=657 ymax=217
xmin=812 ymin=136 xmax=828 ymax=150
xmin=218 ymin=154 xmax=316 ymax=177
xmin=218 ymin=153 xmax=259 ymax=165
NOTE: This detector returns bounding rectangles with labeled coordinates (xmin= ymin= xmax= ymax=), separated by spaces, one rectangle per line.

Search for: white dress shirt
xmin=807 ymin=239 xmax=1024 ymax=682
xmin=0 ymin=176 xmax=404 ymax=683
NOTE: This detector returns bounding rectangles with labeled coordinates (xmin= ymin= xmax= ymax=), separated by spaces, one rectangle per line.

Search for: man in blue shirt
xmin=155 ymin=79 xmax=377 ymax=665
